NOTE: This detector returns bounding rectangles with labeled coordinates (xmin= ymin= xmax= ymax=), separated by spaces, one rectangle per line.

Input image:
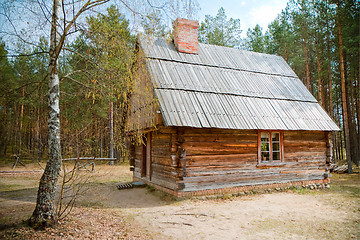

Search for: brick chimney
xmin=173 ymin=18 xmax=199 ymax=54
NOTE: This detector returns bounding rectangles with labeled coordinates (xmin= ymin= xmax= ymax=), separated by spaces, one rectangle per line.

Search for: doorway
xmin=141 ymin=132 xmax=151 ymax=179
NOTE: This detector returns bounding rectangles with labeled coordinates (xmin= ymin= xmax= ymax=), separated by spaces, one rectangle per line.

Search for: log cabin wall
xmin=181 ymin=128 xmax=258 ymax=192
xmin=132 ymin=126 xmax=179 ymax=191
xmin=179 ymin=128 xmax=328 ymax=193
xmin=132 ymin=126 xmax=329 ymax=195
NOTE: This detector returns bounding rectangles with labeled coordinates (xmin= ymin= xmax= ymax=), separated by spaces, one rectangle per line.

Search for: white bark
xmin=30 ymin=0 xmax=62 ymax=228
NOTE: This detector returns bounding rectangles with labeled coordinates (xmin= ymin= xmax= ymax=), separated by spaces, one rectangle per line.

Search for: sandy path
xmin=88 ymin=183 xmax=356 ymax=240
xmin=123 ymin=192 xmax=354 ymax=240
xmin=1 ymin=167 xmax=358 ymax=239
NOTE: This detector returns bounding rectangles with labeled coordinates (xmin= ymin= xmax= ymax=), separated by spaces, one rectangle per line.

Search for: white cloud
xmin=249 ymin=5 xmax=280 ymax=28
xmin=241 ymin=0 xmax=287 ymax=35
xmin=197 ymin=0 xmax=288 ymax=37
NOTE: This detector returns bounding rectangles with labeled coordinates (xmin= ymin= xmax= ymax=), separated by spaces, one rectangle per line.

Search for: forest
xmin=0 ymin=0 xmax=359 ymax=172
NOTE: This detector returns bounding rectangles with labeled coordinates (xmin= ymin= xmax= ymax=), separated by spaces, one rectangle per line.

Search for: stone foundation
xmin=133 ymin=176 xmax=330 ymax=199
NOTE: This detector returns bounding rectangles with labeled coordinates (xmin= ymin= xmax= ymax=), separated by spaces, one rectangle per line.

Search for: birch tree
xmin=29 ymin=0 xmax=110 ymax=229
xmin=29 ymin=0 xmax=196 ymax=228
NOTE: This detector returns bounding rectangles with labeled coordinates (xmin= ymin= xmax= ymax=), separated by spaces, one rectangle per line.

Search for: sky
xmin=197 ymin=0 xmax=288 ymax=36
xmin=0 ymin=0 xmax=289 ymax=53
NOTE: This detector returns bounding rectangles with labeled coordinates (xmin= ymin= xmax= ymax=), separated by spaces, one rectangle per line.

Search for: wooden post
xmin=326 ymin=132 xmax=333 ymax=165
xmin=176 ymin=128 xmax=186 ymax=178
xmin=12 ymin=155 xmax=25 ymax=169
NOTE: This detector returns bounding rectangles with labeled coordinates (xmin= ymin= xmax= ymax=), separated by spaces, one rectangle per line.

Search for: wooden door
xmin=141 ymin=133 xmax=152 ymax=179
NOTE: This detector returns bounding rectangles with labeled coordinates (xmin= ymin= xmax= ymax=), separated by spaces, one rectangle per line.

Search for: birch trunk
xmin=29 ymin=0 xmax=62 ymax=228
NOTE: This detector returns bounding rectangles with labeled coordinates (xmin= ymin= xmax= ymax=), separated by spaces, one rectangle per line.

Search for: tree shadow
xmin=75 ymin=183 xmax=176 ymax=209
xmin=0 ymin=182 xmax=176 ymax=212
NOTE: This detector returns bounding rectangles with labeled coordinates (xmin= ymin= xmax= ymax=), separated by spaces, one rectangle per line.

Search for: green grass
xmin=329 ymin=172 xmax=360 ymax=196
xmin=251 ymin=216 xmax=358 ymax=239
xmin=78 ymin=199 xmax=105 ymax=208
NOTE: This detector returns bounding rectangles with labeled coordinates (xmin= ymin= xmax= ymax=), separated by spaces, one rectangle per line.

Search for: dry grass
xmin=0 ymin=161 xmax=152 ymax=239
xmin=0 ymin=160 xmax=359 ymax=239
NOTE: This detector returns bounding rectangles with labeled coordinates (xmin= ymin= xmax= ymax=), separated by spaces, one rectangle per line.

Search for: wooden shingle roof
xmin=138 ymin=35 xmax=339 ymax=131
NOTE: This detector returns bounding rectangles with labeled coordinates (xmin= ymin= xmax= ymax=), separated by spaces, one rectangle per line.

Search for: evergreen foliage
xmin=0 ymin=0 xmax=358 ymax=169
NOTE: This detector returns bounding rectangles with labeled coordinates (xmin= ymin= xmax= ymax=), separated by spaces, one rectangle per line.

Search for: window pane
xmin=259 ymin=131 xmax=282 ymax=162
xmin=272 ymin=132 xmax=280 ymax=142
xmin=273 ymin=151 xmax=280 ymax=161
xmin=261 ymin=132 xmax=269 ymax=142
xmin=273 ymin=143 xmax=280 ymax=151
xmin=262 ymin=152 xmax=270 ymax=161
xmin=261 ymin=142 xmax=269 ymax=151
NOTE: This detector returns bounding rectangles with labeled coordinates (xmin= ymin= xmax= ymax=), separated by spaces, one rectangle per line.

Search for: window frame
xmin=257 ymin=130 xmax=284 ymax=163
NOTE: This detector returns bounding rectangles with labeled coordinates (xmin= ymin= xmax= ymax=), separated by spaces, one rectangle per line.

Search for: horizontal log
xmin=295 ymin=158 xmax=326 ymax=163
xmin=151 ymin=169 xmax=178 ymax=182
xmin=284 ymin=151 xmax=326 ymax=158
xmin=182 ymin=175 xmax=325 ymax=192
xmin=157 ymin=127 xmax=177 ymax=134
xmin=186 ymin=163 xmax=325 ymax=174
xmin=185 ymin=146 xmax=257 ymax=156
xmin=183 ymin=171 xmax=325 ymax=187
xmin=184 ymin=134 xmax=257 ymax=143
xmin=152 ymin=132 xmax=171 ymax=139
xmin=284 ymin=141 xmax=326 ymax=148
xmin=151 ymin=156 xmax=171 ymax=165
xmin=151 ymin=163 xmax=177 ymax=175
xmin=186 ymin=165 xmax=254 ymax=173
xmin=182 ymin=128 xmax=256 ymax=135
xmin=279 ymin=169 xmax=325 ymax=175
xmin=284 ymin=147 xmax=326 ymax=153
xmin=284 ymin=139 xmax=327 ymax=144
xmin=183 ymin=142 xmax=257 ymax=149
xmin=62 ymin=157 xmax=117 ymax=161
xmin=187 ymin=154 xmax=257 ymax=165
xmin=185 ymin=168 xmax=283 ymax=177
xmin=148 ymin=176 xmax=178 ymax=190
xmin=184 ymin=164 xmax=325 ymax=181
xmin=152 ymin=138 xmax=171 ymax=146
xmin=183 ymin=172 xmax=293 ymax=184
xmin=151 ymin=147 xmax=171 ymax=157
xmin=284 ymin=132 xmax=326 ymax=141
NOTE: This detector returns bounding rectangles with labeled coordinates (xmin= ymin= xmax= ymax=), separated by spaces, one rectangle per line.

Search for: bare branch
xmin=2 ymin=51 xmax=49 ymax=58
xmin=118 ymin=0 xmax=144 ymax=16
xmin=54 ymin=0 xmax=110 ymax=61
xmin=61 ymin=75 xmax=92 ymax=89
xmin=63 ymin=46 xmax=101 ymax=68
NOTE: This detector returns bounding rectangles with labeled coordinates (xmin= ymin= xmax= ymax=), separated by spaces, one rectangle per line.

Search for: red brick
xmin=173 ymin=18 xmax=199 ymax=54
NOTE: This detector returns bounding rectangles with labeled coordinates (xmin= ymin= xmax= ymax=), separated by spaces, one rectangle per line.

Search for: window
xmin=258 ymin=131 xmax=283 ymax=163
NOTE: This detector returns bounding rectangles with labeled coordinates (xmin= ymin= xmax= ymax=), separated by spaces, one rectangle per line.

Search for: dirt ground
xmin=0 ymin=162 xmax=359 ymax=239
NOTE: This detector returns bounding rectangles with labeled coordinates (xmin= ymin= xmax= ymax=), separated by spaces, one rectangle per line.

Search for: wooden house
xmin=127 ymin=18 xmax=339 ymax=197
